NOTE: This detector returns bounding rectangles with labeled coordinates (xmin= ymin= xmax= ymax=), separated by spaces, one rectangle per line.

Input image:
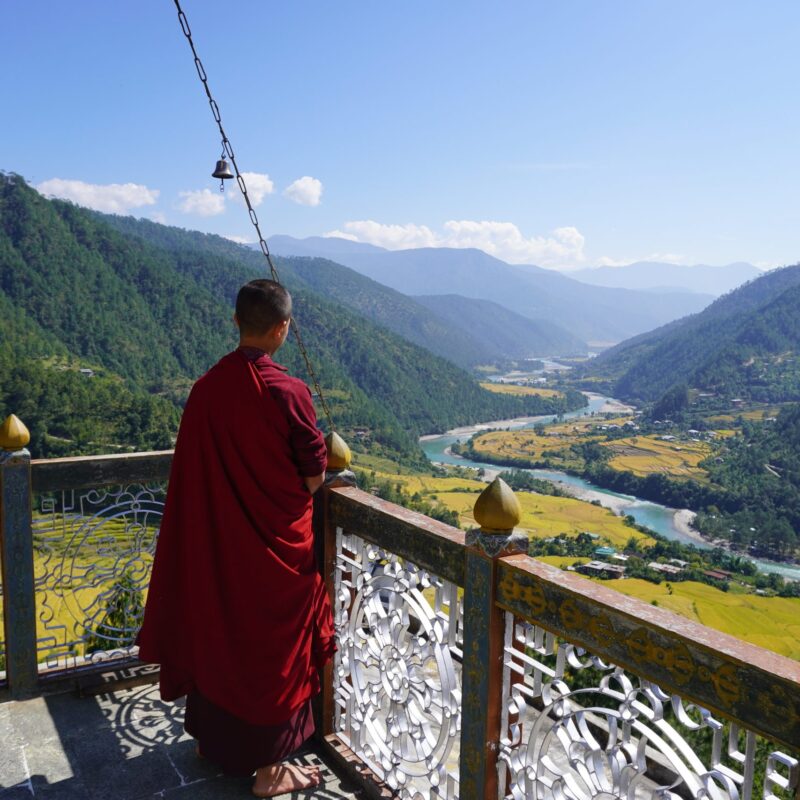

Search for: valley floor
xmin=353 ymin=458 xmax=800 ymax=661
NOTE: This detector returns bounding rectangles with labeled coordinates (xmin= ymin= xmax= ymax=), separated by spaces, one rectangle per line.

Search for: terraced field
xmin=602 ymin=435 xmax=712 ymax=478
xmin=430 ymin=488 xmax=653 ymax=548
xmin=467 ymin=429 xmax=568 ymax=463
xmin=604 ymin=578 xmax=800 ymax=660
xmin=479 ymin=382 xmax=564 ymax=398
xmin=367 ymin=470 xmax=651 ymax=548
xmin=467 ymin=416 xmax=633 ymax=467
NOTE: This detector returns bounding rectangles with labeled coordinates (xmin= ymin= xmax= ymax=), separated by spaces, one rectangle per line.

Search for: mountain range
xmin=569 ymin=261 xmax=761 ymax=296
xmin=268 ymin=235 xmax=714 ymax=345
xmin=275 ymin=255 xmax=585 ymax=368
xmin=583 ymin=263 xmax=800 ymax=403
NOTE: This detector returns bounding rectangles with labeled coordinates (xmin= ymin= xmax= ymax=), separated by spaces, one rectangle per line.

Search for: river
xmin=420 ymin=393 xmax=800 ymax=581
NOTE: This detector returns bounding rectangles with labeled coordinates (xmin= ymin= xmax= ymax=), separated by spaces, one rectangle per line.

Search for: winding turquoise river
xmin=420 ymin=393 xmax=800 ymax=581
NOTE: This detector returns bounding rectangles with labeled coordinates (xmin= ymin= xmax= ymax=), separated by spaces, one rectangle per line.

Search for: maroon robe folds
xmin=137 ymin=349 xmax=335 ymax=730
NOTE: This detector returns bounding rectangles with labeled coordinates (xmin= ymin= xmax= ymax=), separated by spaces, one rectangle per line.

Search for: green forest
xmin=0 ymin=174 xmax=585 ymax=461
xmin=582 ymin=264 xmax=800 ymax=405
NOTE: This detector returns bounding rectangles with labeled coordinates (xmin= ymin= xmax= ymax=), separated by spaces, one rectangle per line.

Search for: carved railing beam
xmin=328 ymin=487 xmax=466 ymax=585
xmin=31 ymin=450 xmax=173 ymax=493
xmin=496 ymin=553 xmax=800 ymax=754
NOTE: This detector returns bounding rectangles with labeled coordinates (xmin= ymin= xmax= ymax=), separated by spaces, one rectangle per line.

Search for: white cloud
xmin=176 ymin=188 xmax=225 ymax=217
xmin=597 ymin=251 xmax=691 ymax=267
xmin=323 ymin=230 xmax=360 ymax=242
xmin=596 ymin=256 xmax=631 ymax=268
xmin=149 ymin=211 xmax=167 ymax=224
xmin=36 ymin=178 xmax=159 ymax=213
xmin=442 ymin=221 xmax=585 ymax=266
xmin=326 ymin=219 xmax=586 ymax=267
xmin=283 ymin=176 xmax=323 ymax=206
xmin=229 ymin=172 xmax=274 ymax=207
xmin=327 ymin=221 xmax=437 ymax=250
xmin=224 ymin=235 xmax=253 ymax=245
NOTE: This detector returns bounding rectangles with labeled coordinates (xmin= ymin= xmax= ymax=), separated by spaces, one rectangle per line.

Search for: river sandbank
xmin=583 ymin=392 xmax=635 ymax=415
xmin=419 ymin=415 xmax=547 ymax=441
xmin=672 ymin=509 xmax=706 ymax=545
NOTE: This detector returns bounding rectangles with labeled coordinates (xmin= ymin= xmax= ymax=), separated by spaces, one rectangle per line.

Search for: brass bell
xmin=212 ymin=158 xmax=234 ymax=180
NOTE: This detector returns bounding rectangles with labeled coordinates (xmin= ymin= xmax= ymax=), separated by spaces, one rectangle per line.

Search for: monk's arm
xmin=304 ymin=473 xmax=325 ymax=494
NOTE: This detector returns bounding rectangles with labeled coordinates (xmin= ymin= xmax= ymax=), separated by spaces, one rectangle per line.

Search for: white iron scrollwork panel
xmin=32 ymin=483 xmax=164 ymax=672
xmin=333 ymin=528 xmax=462 ymax=799
xmin=498 ymin=614 xmax=799 ymax=800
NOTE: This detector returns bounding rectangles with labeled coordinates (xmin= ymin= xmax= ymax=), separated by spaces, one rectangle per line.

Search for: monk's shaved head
xmin=235 ymin=280 xmax=292 ymax=336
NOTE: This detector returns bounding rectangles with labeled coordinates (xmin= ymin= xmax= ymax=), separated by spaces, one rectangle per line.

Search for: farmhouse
xmin=577 ymin=560 xmax=627 ymax=579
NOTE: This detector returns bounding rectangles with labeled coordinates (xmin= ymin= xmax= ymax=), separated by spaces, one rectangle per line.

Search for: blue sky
xmin=3 ymin=1 xmax=799 ymax=269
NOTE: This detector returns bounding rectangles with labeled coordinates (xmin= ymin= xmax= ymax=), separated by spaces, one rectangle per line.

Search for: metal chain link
xmin=172 ymin=0 xmax=335 ymax=431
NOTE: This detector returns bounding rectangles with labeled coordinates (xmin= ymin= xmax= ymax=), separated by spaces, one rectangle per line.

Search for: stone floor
xmin=0 ymin=684 xmax=362 ymax=799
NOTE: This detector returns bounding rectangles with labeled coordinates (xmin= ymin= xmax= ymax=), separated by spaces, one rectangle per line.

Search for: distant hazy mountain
xmin=269 ymin=234 xmax=386 ymax=258
xmin=281 ymin=256 xmax=505 ymax=367
xmin=268 ymin=236 xmax=713 ymax=344
xmin=414 ymin=294 xmax=586 ymax=359
xmin=284 ymin=254 xmax=587 ymax=365
xmin=570 ymin=261 xmax=761 ymax=296
xmin=583 ymin=264 xmax=800 ymax=402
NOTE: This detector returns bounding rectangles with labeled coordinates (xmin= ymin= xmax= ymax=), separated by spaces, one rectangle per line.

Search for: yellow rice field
xmin=602 ymin=435 xmax=712 ymax=478
xmin=468 ymin=430 xmax=567 ymax=462
xmin=368 ymin=470 xmax=651 ymax=548
xmin=603 ymin=578 xmax=800 ymax=660
xmin=479 ymin=382 xmax=564 ymax=398
xmin=431 ymin=489 xmax=652 ymax=548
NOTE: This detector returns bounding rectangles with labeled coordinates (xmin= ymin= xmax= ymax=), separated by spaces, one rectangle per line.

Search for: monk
xmin=137 ymin=279 xmax=336 ymax=797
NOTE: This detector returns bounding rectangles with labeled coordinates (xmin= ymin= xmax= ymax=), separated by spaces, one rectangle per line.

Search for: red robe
xmin=137 ymin=349 xmax=335 ymax=726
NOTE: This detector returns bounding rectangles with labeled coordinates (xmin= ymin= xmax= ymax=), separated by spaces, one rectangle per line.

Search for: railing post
xmin=0 ymin=414 xmax=38 ymax=698
xmin=460 ymin=478 xmax=527 ymax=799
xmin=313 ymin=432 xmax=355 ymax=739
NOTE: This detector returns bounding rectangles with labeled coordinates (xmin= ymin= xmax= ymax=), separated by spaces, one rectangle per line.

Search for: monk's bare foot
xmin=252 ymin=763 xmax=322 ymax=797
xmin=194 ymin=743 xmax=204 ymax=760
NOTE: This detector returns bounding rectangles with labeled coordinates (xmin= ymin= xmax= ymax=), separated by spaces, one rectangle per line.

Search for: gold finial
xmin=0 ymin=414 xmax=31 ymax=451
xmin=474 ymin=477 xmax=521 ymax=533
xmin=325 ymin=431 xmax=352 ymax=471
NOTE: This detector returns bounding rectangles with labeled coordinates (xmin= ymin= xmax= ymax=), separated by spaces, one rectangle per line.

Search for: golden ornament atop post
xmin=473 ymin=477 xmax=521 ymax=534
xmin=325 ymin=431 xmax=352 ymax=471
xmin=0 ymin=414 xmax=30 ymax=451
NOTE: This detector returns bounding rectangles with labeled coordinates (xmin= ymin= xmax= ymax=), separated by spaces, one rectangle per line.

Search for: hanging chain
xmin=172 ymin=0 xmax=335 ymax=431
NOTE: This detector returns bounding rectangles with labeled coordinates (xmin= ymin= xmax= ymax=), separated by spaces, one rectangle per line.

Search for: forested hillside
xmin=267 ymin=255 xmax=504 ymax=368
xmin=695 ymin=404 xmax=800 ymax=557
xmin=582 ymin=265 xmax=800 ymax=403
xmin=413 ymin=294 xmax=585 ymax=359
xmin=0 ymin=174 xmax=584 ymax=460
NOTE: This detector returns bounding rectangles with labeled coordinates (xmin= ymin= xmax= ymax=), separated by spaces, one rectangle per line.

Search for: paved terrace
xmin=0 ymin=684 xmax=361 ymax=800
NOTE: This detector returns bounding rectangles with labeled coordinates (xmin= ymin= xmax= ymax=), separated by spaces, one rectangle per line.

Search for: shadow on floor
xmin=0 ymin=684 xmax=361 ymax=799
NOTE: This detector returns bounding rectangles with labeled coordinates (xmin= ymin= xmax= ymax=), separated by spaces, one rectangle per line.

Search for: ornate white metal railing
xmin=331 ymin=515 xmax=463 ymax=798
xmin=498 ymin=616 xmax=799 ymax=800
